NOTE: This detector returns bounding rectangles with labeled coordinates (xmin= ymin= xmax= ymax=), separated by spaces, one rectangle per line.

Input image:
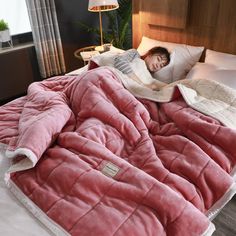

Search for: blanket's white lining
xmin=5 ymin=148 xmax=38 ymax=173
xmin=231 ymin=166 xmax=236 ymax=181
xmin=206 ymin=182 xmax=236 ymax=220
xmin=202 ymin=223 xmax=215 ymax=236
xmin=6 ymin=177 xmax=70 ymax=236
xmin=177 ymin=84 xmax=236 ymax=129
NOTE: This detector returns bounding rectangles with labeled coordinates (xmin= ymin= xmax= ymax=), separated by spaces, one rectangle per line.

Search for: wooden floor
xmin=213 ymin=195 xmax=236 ymax=235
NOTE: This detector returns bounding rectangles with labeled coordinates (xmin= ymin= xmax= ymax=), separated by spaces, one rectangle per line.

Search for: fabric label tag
xmin=101 ymin=162 xmax=120 ymax=178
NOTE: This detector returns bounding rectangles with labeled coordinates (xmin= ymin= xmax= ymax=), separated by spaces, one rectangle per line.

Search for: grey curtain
xmin=26 ymin=0 xmax=66 ymax=78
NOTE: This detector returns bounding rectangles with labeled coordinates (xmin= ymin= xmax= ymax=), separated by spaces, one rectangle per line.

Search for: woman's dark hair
xmin=141 ymin=46 xmax=171 ymax=65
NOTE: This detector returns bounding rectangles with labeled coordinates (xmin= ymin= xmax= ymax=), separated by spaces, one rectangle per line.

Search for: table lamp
xmin=88 ymin=0 xmax=119 ymax=51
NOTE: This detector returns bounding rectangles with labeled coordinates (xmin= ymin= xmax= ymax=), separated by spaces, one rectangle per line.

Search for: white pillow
xmin=186 ymin=62 xmax=236 ymax=89
xmin=205 ymin=49 xmax=236 ymax=70
xmin=137 ymin=36 xmax=204 ymax=83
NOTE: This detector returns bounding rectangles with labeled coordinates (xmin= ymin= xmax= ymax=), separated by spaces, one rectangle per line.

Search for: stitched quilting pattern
xmin=1 ymin=67 xmax=236 ymax=235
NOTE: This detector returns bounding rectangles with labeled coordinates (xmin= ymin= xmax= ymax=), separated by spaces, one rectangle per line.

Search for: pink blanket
xmin=1 ymin=67 xmax=236 ymax=235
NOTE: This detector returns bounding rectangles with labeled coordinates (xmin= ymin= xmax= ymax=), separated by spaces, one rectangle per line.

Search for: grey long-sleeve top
xmin=113 ymin=49 xmax=140 ymax=74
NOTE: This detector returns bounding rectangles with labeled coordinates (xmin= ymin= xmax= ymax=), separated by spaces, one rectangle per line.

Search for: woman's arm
xmin=114 ymin=49 xmax=151 ymax=86
xmin=114 ymin=49 xmax=139 ymax=74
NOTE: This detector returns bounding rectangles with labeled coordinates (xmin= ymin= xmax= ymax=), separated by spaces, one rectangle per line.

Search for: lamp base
xmin=95 ymin=44 xmax=112 ymax=53
xmin=95 ymin=45 xmax=104 ymax=52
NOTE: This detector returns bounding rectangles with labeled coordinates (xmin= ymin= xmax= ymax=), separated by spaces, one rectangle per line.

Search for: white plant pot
xmin=0 ymin=29 xmax=11 ymax=42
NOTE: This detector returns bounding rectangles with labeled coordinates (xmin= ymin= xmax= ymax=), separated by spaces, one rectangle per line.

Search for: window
xmin=0 ymin=0 xmax=32 ymax=45
xmin=0 ymin=0 xmax=31 ymax=35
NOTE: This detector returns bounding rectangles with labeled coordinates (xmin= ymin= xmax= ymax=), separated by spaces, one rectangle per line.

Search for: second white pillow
xmin=186 ymin=62 xmax=236 ymax=89
xmin=205 ymin=49 xmax=236 ymax=70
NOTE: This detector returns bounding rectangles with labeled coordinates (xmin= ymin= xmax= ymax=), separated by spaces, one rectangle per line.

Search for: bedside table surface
xmin=74 ymin=46 xmax=98 ymax=61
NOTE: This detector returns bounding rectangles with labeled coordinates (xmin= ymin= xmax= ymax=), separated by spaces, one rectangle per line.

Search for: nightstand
xmin=74 ymin=46 xmax=100 ymax=65
xmin=74 ymin=44 xmax=111 ymax=65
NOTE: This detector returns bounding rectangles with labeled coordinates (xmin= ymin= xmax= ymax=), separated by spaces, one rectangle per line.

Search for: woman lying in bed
xmin=114 ymin=47 xmax=170 ymax=90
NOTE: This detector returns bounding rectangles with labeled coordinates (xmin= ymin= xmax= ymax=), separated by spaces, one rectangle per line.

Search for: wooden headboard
xmin=132 ymin=0 xmax=236 ymax=55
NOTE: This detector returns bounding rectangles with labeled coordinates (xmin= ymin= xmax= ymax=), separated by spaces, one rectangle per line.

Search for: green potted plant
xmin=0 ymin=19 xmax=11 ymax=43
xmin=104 ymin=0 xmax=132 ymax=49
xmin=79 ymin=0 xmax=132 ymax=50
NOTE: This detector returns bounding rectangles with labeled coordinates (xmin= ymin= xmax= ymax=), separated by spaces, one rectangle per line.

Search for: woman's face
xmin=144 ymin=54 xmax=168 ymax=73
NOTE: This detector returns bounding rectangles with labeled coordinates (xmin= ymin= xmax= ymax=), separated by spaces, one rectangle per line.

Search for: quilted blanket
xmin=0 ymin=66 xmax=236 ymax=236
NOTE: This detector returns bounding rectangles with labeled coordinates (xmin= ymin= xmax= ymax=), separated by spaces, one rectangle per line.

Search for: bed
xmin=1 ymin=1 xmax=236 ymax=235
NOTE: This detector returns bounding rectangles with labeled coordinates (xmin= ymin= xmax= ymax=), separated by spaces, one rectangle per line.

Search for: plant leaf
xmin=76 ymin=0 xmax=132 ymax=49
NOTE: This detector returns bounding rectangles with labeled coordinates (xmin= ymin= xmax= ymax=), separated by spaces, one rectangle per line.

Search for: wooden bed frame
xmin=132 ymin=0 xmax=236 ymax=55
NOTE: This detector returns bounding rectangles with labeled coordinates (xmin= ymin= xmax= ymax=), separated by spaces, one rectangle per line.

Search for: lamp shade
xmin=88 ymin=0 xmax=119 ymax=12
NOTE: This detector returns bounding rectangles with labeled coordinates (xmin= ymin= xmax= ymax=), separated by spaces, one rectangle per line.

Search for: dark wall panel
xmin=0 ymin=46 xmax=40 ymax=103
xmin=55 ymin=0 xmax=102 ymax=72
